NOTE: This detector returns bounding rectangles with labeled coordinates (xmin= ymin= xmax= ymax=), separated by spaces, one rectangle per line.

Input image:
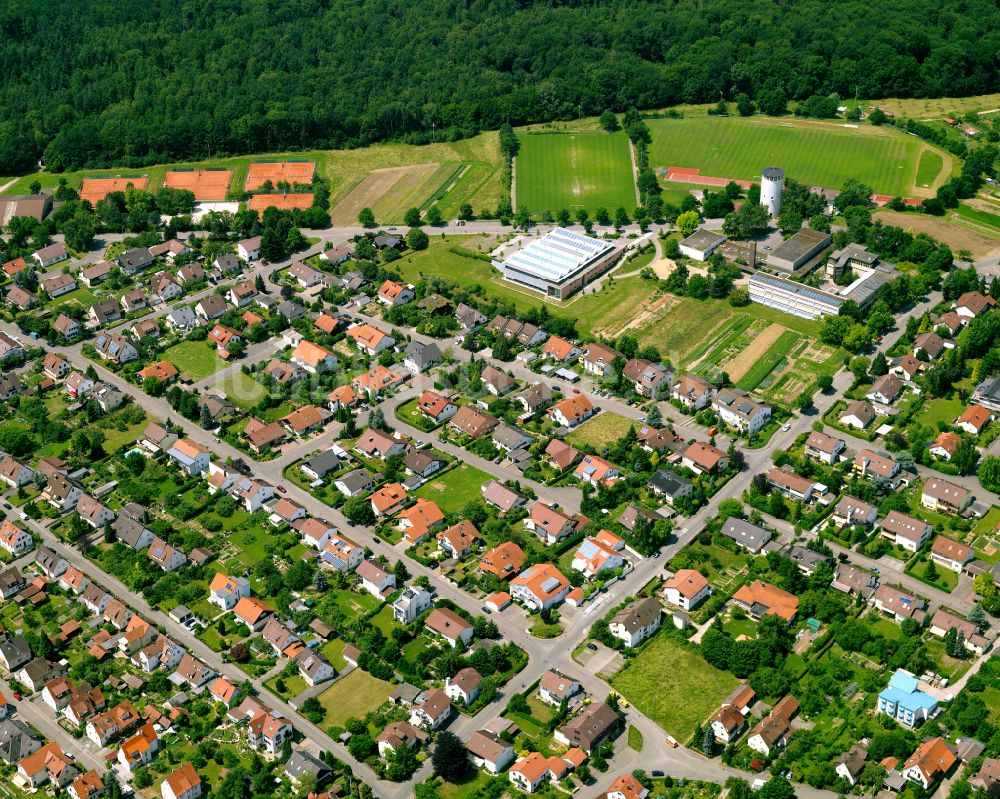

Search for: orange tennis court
xmin=248 ymin=193 xmax=314 ymax=217
xmin=164 ymin=169 xmax=233 ymax=201
xmin=246 ymin=161 xmax=315 ymax=191
xmin=79 ymin=177 xmax=149 ymax=205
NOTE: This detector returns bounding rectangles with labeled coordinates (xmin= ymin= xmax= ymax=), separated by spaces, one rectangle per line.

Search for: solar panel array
xmin=503 ymin=227 xmax=614 ymax=283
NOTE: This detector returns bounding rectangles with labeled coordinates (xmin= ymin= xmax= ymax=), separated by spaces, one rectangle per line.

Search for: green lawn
xmin=517 ymin=131 xmax=637 ymax=213
xmin=972 ymin=507 xmax=1000 ymax=563
xmin=266 ymin=673 xmax=308 ymax=701
xmin=331 ymin=589 xmax=381 ymax=619
xmin=415 ymin=463 xmax=493 ymax=514
xmin=216 ymin=372 xmax=267 ymax=409
xmin=566 ymin=411 xmax=637 ymax=449
xmin=394 ymin=397 xmax=437 ymax=431
xmin=101 ymin=415 xmax=151 ymax=452
xmin=647 ymin=116 xmax=927 ymax=196
xmin=162 ymin=339 xmax=224 ymax=381
xmin=434 ymin=773 xmax=493 ymax=799
xmin=916 ymin=150 xmax=944 ymax=189
xmin=394 ymin=235 xmax=662 ymax=336
xmin=229 ymin=523 xmax=273 ymax=567
xmin=320 ymin=639 xmax=349 ymax=671
xmin=914 ymin=394 xmax=965 ymax=428
xmin=316 ymin=669 xmax=393 ymax=727
xmin=45 ymin=285 xmax=99 ymax=310
xmin=370 ymin=604 xmax=398 ymax=635
xmin=924 ymin=637 xmax=972 ymax=682
xmin=907 ymin=559 xmax=958 ymax=592
xmin=627 ymin=725 xmax=644 ymax=751
xmin=612 ymin=635 xmax=738 ymax=740
xmin=868 ymin=616 xmax=903 ymax=641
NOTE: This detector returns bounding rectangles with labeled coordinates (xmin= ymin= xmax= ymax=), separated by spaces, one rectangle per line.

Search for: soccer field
xmin=648 ymin=116 xmax=937 ymax=196
xmin=516 ymin=132 xmax=636 ymax=213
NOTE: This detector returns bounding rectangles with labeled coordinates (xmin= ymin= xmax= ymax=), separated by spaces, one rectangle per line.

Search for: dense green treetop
xmin=0 ymin=0 xmax=997 ymax=172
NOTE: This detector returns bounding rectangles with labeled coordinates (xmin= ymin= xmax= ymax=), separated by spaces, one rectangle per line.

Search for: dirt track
xmin=725 ymin=323 xmax=785 ymax=381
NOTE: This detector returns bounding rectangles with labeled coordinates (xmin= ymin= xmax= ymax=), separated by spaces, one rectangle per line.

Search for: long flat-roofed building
xmin=496 ymin=228 xmax=619 ymax=299
xmin=749 ymin=274 xmax=842 ymax=320
xmin=766 ymin=228 xmax=832 ymax=273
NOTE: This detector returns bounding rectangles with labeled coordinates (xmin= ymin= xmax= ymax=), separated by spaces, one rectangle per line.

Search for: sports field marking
xmin=648 ymin=116 xmax=943 ymax=197
xmin=79 ymin=176 xmax=149 ymax=205
xmin=516 ymin=131 xmax=636 ymax=213
xmin=246 ymin=161 xmax=315 ymax=190
xmin=164 ymin=169 xmax=233 ymax=201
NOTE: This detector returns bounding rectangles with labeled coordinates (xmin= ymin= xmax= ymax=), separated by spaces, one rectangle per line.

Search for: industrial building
xmin=766 ymin=228 xmax=832 ymax=273
xmin=495 ymin=228 xmax=620 ymax=300
xmin=678 ymin=229 xmax=726 ymax=261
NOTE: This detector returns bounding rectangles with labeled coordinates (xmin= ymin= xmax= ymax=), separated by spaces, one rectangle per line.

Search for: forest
xmin=0 ymin=0 xmax=997 ymax=174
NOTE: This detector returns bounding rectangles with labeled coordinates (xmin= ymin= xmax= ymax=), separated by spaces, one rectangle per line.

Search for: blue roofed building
xmin=878 ymin=669 xmax=938 ymax=728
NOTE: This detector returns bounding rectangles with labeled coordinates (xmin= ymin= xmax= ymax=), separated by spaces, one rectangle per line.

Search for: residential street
xmin=0 ymin=233 xmax=994 ymax=799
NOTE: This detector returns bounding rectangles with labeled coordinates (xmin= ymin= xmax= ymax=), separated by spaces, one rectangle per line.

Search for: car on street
xmin=373 ymin=537 xmax=381 ymax=544
xmin=652 ymin=771 xmax=665 ymax=778
xmin=572 ymin=388 xmax=581 ymax=394
xmin=586 ymin=642 xmax=598 ymax=651
xmin=782 ymin=423 xmax=791 ymax=431
xmin=276 ymin=485 xmax=287 ymax=493
xmin=480 ymin=606 xmax=492 ymax=614
xmin=12 ymin=692 xmax=21 ymax=700
xmin=653 ymin=551 xmax=660 ymax=558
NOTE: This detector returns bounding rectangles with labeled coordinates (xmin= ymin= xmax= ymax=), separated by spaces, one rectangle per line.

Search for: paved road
xmin=2 ymin=241 xmax=988 ymax=796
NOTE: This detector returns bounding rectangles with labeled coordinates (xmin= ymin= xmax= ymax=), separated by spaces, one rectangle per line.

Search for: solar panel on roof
xmin=540 ymin=577 xmax=560 ymax=593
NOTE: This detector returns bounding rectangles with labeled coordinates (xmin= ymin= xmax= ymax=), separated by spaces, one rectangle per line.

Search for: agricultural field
xmin=875 ymin=210 xmax=1000 ymax=259
xmin=327 ymin=134 xmax=502 ymax=224
xmin=612 ymin=634 xmax=738 ymax=740
xmin=516 ymin=131 xmax=637 ymax=213
xmin=637 ymin=299 xmax=837 ymax=406
xmin=956 ymin=203 xmax=1000 ymax=233
xmin=647 ymin=116 xmax=944 ymax=197
xmin=566 ymin=412 xmax=637 ymax=449
xmin=866 ymin=92 xmax=1000 ymax=119
xmin=5 ymin=133 xmax=503 ymax=222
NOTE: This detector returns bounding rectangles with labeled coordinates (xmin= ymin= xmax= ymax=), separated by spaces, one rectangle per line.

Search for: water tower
xmin=760 ymin=166 xmax=785 ymax=217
